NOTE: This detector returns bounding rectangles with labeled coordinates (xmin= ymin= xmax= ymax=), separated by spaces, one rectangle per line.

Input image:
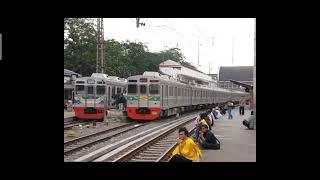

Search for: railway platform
xmin=200 ymin=106 xmax=256 ymax=162
xmin=64 ymin=110 xmax=75 ymax=120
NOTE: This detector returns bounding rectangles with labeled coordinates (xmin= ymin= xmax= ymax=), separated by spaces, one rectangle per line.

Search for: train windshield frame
xmin=140 ymin=85 xmax=147 ymax=94
xmin=149 ymin=84 xmax=159 ymax=95
xmin=96 ymin=85 xmax=106 ymax=95
xmin=128 ymin=84 xmax=137 ymax=94
xmin=87 ymin=86 xmax=94 ymax=95
xmin=75 ymin=85 xmax=85 ymax=94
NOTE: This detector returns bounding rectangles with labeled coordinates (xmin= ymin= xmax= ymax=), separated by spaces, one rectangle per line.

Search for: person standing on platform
xmin=170 ymin=127 xmax=203 ymax=162
xmin=239 ymin=96 xmax=246 ymax=115
xmin=207 ymin=109 xmax=215 ymax=127
xmin=227 ymin=99 xmax=234 ymax=119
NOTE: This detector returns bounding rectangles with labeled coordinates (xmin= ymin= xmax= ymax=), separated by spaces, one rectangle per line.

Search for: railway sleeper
xmin=134 ymin=156 xmax=158 ymax=160
xmin=138 ymin=152 xmax=163 ymax=157
xmin=142 ymin=150 xmax=163 ymax=154
xmin=130 ymin=159 xmax=155 ymax=162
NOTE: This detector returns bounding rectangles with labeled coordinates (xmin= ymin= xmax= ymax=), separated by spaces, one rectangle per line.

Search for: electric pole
xmin=197 ymin=40 xmax=200 ymax=66
xmin=232 ymin=36 xmax=234 ymax=65
xmin=136 ymin=18 xmax=145 ymax=28
xmin=96 ymin=18 xmax=105 ymax=73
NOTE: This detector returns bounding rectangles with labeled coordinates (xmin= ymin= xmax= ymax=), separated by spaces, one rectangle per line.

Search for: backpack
xmin=211 ymin=133 xmax=220 ymax=150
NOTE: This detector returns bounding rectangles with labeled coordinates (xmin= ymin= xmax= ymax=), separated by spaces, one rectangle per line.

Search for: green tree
xmin=64 ymin=18 xmax=196 ymax=78
xmin=64 ymin=18 xmax=96 ymax=76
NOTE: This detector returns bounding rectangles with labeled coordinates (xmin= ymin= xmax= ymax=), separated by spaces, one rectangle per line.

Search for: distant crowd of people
xmin=169 ymin=96 xmax=254 ymax=162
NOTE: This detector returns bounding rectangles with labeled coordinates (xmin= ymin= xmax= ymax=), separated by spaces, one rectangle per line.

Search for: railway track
xmin=112 ymin=121 xmax=196 ymax=162
xmin=64 ymin=119 xmax=92 ymax=130
xmin=72 ymin=113 xmax=198 ymax=162
xmin=64 ymin=122 xmax=143 ymax=156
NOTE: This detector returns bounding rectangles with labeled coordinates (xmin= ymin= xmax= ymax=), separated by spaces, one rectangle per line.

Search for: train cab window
xmin=169 ymin=87 xmax=173 ymax=96
xmin=128 ymin=84 xmax=137 ymax=94
xmin=87 ymin=86 xmax=94 ymax=95
xmin=165 ymin=85 xmax=168 ymax=96
xmin=96 ymin=86 xmax=106 ymax=95
xmin=112 ymin=86 xmax=116 ymax=97
xmin=149 ymin=84 xmax=159 ymax=94
xmin=117 ymin=87 xmax=121 ymax=94
xmin=140 ymin=85 xmax=147 ymax=94
xmin=75 ymin=85 xmax=85 ymax=94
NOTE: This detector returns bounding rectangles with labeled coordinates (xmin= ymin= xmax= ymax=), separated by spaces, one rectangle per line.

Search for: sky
xmin=102 ymin=18 xmax=255 ymax=74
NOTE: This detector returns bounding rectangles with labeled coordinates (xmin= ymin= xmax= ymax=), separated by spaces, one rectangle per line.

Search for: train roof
xmin=127 ymin=72 xmax=186 ymax=86
xmin=75 ymin=73 xmax=126 ymax=85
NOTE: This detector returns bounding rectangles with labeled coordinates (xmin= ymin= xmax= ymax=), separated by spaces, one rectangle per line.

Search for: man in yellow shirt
xmin=170 ymin=127 xmax=203 ymax=162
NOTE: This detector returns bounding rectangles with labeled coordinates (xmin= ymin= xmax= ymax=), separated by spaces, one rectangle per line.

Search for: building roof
xmin=159 ymin=60 xmax=213 ymax=82
xmin=218 ymin=66 xmax=253 ymax=82
xmin=64 ymin=69 xmax=81 ymax=77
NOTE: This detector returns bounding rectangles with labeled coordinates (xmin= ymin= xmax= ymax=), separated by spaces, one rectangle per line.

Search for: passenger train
xmin=126 ymin=71 xmax=249 ymax=121
xmin=73 ymin=73 xmax=127 ymax=121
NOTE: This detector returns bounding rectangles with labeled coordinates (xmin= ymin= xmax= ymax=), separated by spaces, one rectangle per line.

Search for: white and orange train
xmin=73 ymin=73 xmax=127 ymax=121
xmin=126 ymin=72 xmax=249 ymax=121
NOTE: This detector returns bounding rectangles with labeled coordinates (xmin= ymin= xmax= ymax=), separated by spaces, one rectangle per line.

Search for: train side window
xmin=174 ymin=87 xmax=177 ymax=96
xmin=169 ymin=87 xmax=173 ymax=96
xmin=140 ymin=85 xmax=147 ymax=94
xmin=87 ymin=86 xmax=94 ymax=95
xmin=128 ymin=84 xmax=137 ymax=94
xmin=149 ymin=84 xmax=159 ymax=94
xmin=165 ymin=85 xmax=168 ymax=96
xmin=112 ymin=86 xmax=116 ymax=97
xmin=117 ymin=87 xmax=121 ymax=94
xmin=178 ymin=88 xmax=181 ymax=96
xmin=75 ymin=85 xmax=85 ymax=94
xmin=96 ymin=86 xmax=106 ymax=95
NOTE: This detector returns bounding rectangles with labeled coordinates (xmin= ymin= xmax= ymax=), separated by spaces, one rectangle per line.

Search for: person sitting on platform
xmin=198 ymin=125 xmax=218 ymax=149
xmin=243 ymin=111 xmax=254 ymax=130
xmin=170 ymin=127 xmax=203 ymax=162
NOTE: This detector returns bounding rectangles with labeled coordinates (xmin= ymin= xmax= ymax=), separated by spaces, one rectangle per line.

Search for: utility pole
xmin=96 ymin=18 xmax=105 ymax=73
xmin=197 ymin=40 xmax=200 ymax=66
xmin=163 ymin=42 xmax=167 ymax=61
xmin=136 ymin=18 xmax=145 ymax=28
xmin=232 ymin=36 xmax=234 ymax=65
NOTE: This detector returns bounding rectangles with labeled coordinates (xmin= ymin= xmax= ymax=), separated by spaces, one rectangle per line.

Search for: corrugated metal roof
xmin=64 ymin=69 xmax=81 ymax=77
xmin=218 ymin=66 xmax=253 ymax=81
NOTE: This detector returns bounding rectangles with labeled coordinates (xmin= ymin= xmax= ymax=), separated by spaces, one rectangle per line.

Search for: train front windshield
xmin=96 ymin=86 xmax=106 ymax=95
xmin=75 ymin=85 xmax=85 ymax=95
xmin=128 ymin=84 xmax=137 ymax=94
xmin=149 ymin=84 xmax=159 ymax=94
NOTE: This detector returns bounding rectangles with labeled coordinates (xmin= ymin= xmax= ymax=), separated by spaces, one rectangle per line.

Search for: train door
xmin=165 ymin=85 xmax=168 ymax=107
xmin=111 ymin=86 xmax=116 ymax=107
xmin=139 ymin=84 xmax=147 ymax=107
xmin=108 ymin=86 xmax=111 ymax=106
xmin=161 ymin=85 xmax=164 ymax=107
xmin=87 ymin=85 xmax=94 ymax=107
xmin=72 ymin=90 xmax=75 ymax=104
xmin=174 ymin=87 xmax=177 ymax=105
